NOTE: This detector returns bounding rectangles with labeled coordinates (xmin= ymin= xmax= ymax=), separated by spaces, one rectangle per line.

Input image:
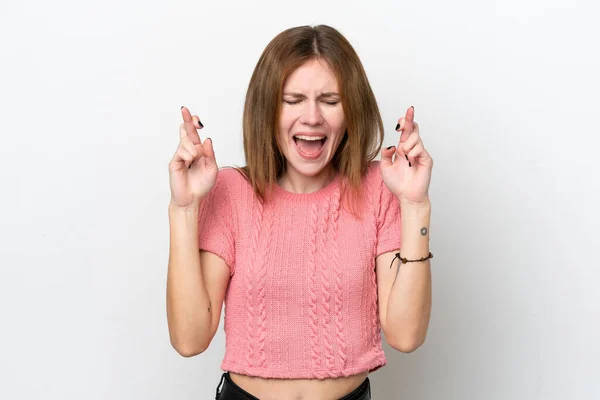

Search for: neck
xmin=278 ymin=165 xmax=337 ymax=194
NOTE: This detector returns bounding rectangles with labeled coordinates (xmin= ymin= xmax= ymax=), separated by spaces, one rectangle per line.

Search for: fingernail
xmin=181 ymin=105 xmax=184 ymax=109
xmin=207 ymin=137 xmax=212 ymax=142
xmin=198 ymin=120 xmax=204 ymax=128
xmin=408 ymin=161 xmax=412 ymax=167
xmin=387 ymin=145 xmax=394 ymax=150
xmin=411 ymin=105 xmax=414 ymax=109
xmin=405 ymin=155 xmax=409 ymax=161
xmin=395 ymin=123 xmax=400 ymax=130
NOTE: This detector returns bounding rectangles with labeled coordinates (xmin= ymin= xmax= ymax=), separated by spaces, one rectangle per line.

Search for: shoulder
xmin=210 ymin=167 xmax=253 ymax=206
xmin=217 ymin=166 xmax=247 ymax=183
xmin=363 ymin=160 xmax=383 ymax=188
xmin=214 ymin=167 xmax=251 ymax=191
xmin=367 ymin=160 xmax=382 ymax=175
xmin=200 ymin=168 xmax=250 ymax=221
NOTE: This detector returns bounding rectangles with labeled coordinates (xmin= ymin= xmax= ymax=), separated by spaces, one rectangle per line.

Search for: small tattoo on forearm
xmin=420 ymin=227 xmax=428 ymax=236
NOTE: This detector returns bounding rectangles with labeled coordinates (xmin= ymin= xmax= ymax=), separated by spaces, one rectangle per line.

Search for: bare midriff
xmin=229 ymin=371 xmax=369 ymax=400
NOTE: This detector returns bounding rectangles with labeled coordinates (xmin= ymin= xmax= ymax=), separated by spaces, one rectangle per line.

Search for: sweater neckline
xmin=270 ymin=172 xmax=341 ymax=202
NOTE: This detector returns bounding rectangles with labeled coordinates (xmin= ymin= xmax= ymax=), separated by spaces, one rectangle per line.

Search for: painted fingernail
xmin=395 ymin=123 xmax=400 ymax=130
xmin=181 ymin=105 xmax=184 ymax=109
xmin=386 ymin=145 xmax=394 ymax=150
xmin=411 ymin=105 xmax=414 ymax=109
xmin=198 ymin=120 xmax=204 ymax=128
xmin=207 ymin=138 xmax=212 ymax=142
xmin=405 ymin=155 xmax=409 ymax=161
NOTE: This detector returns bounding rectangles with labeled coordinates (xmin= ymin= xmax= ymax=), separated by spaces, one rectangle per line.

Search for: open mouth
xmin=293 ymin=135 xmax=327 ymax=157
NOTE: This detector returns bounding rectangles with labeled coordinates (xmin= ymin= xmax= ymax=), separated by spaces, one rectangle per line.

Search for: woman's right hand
xmin=168 ymin=106 xmax=218 ymax=209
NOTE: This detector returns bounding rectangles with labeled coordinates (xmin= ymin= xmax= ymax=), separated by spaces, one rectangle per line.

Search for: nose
xmin=299 ymin=101 xmax=323 ymax=126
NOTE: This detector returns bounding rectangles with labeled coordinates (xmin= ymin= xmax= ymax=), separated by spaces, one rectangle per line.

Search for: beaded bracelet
xmin=389 ymin=252 xmax=433 ymax=269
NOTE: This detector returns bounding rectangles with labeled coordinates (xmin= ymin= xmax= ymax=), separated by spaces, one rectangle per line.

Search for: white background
xmin=1 ymin=0 xmax=599 ymax=399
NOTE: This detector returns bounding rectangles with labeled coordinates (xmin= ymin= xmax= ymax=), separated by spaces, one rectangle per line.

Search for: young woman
xmin=167 ymin=25 xmax=433 ymax=400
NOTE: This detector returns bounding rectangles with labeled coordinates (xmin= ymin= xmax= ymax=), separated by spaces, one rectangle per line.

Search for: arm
xmin=376 ymin=200 xmax=432 ymax=352
xmin=166 ymin=202 xmax=230 ymax=357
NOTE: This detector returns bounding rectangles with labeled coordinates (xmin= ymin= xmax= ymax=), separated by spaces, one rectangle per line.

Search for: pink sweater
xmin=197 ymin=161 xmax=402 ymax=379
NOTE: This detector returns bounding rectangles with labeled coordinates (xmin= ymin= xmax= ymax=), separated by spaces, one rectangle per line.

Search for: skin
xmin=231 ymin=58 xmax=366 ymax=399
xmin=375 ymin=106 xmax=433 ymax=354
xmin=170 ymin=59 xmax=433 ymax=399
xmin=276 ymin=58 xmax=347 ymax=194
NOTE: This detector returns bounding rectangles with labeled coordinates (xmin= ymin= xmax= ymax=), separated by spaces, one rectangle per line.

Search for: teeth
xmin=294 ymin=135 xmax=325 ymax=141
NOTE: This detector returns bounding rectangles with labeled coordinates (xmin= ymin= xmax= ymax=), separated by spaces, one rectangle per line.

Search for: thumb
xmin=202 ymin=138 xmax=218 ymax=170
xmin=381 ymin=145 xmax=395 ymax=168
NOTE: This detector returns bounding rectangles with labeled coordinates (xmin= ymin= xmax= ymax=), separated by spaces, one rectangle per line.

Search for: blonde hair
xmin=236 ymin=25 xmax=384 ymax=210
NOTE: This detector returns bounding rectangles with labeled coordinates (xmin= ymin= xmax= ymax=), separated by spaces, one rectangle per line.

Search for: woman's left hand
xmin=380 ymin=106 xmax=433 ymax=205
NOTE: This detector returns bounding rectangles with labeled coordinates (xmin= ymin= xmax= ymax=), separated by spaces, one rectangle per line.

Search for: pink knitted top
xmin=197 ymin=161 xmax=402 ymax=379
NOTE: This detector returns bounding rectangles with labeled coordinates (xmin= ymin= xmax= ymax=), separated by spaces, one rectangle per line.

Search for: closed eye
xmin=283 ymin=100 xmax=340 ymax=106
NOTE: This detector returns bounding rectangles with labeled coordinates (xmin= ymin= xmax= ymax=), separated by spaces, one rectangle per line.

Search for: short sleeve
xmin=375 ymin=169 xmax=402 ymax=256
xmin=197 ymin=169 xmax=236 ymax=274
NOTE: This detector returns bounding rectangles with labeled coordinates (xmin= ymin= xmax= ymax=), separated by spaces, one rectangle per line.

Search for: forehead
xmin=283 ymin=59 xmax=339 ymax=91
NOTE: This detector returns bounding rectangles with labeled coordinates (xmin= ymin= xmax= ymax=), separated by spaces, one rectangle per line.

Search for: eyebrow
xmin=282 ymin=92 xmax=340 ymax=98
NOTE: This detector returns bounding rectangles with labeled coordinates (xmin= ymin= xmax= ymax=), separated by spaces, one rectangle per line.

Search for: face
xmin=278 ymin=58 xmax=346 ymax=178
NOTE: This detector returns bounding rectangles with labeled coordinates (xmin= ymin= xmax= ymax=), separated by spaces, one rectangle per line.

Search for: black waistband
xmin=215 ymin=372 xmax=371 ymax=400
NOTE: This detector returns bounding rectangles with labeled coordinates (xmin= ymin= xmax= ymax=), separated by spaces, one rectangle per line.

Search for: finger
xmin=396 ymin=137 xmax=417 ymax=168
xmin=381 ymin=145 xmax=396 ymax=168
xmin=181 ymin=135 xmax=205 ymax=170
xmin=201 ymin=138 xmax=218 ymax=171
xmin=406 ymin=142 xmax=425 ymax=164
xmin=400 ymin=106 xmax=415 ymax=143
xmin=404 ymin=106 xmax=415 ymax=130
xmin=398 ymin=120 xmax=419 ymax=167
xmin=395 ymin=117 xmax=405 ymax=132
xmin=174 ymin=146 xmax=195 ymax=168
xmin=192 ymin=115 xmax=204 ymax=130
xmin=180 ymin=136 xmax=200 ymax=160
xmin=400 ymin=139 xmax=420 ymax=162
xmin=180 ymin=106 xmax=202 ymax=145
xmin=397 ymin=122 xmax=419 ymax=151
xmin=179 ymin=123 xmax=187 ymax=139
xmin=178 ymin=121 xmax=202 ymax=144
xmin=401 ymin=129 xmax=421 ymax=155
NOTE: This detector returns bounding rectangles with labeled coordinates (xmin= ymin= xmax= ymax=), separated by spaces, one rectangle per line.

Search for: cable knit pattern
xmin=331 ymin=186 xmax=347 ymax=370
xmin=308 ymin=202 xmax=321 ymax=374
xmin=245 ymin=198 xmax=264 ymax=367
xmin=363 ymin=168 xmax=381 ymax=356
xmin=373 ymin=176 xmax=388 ymax=364
xmin=319 ymin=198 xmax=336 ymax=373
xmin=197 ymin=162 xmax=402 ymax=379
xmin=256 ymin=203 xmax=273 ymax=367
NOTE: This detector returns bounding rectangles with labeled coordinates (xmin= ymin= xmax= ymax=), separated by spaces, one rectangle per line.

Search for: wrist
xmin=168 ymin=199 xmax=203 ymax=214
xmin=399 ymin=197 xmax=431 ymax=209
xmin=399 ymin=197 xmax=431 ymax=233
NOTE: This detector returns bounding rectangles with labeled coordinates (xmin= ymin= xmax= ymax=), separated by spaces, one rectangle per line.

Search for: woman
xmin=167 ymin=25 xmax=433 ymax=400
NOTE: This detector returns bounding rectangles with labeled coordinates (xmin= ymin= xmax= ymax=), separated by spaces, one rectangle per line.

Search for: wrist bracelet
xmin=389 ymin=252 xmax=433 ymax=269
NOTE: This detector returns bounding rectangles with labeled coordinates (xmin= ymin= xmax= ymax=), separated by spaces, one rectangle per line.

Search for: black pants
xmin=215 ymin=372 xmax=371 ymax=400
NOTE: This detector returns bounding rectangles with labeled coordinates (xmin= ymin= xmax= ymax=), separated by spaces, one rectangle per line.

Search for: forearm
xmin=385 ymin=200 xmax=432 ymax=350
xmin=166 ymin=202 xmax=211 ymax=355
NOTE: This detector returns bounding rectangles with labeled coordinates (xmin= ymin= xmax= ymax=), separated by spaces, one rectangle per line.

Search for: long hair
xmin=236 ymin=25 xmax=384 ymax=211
